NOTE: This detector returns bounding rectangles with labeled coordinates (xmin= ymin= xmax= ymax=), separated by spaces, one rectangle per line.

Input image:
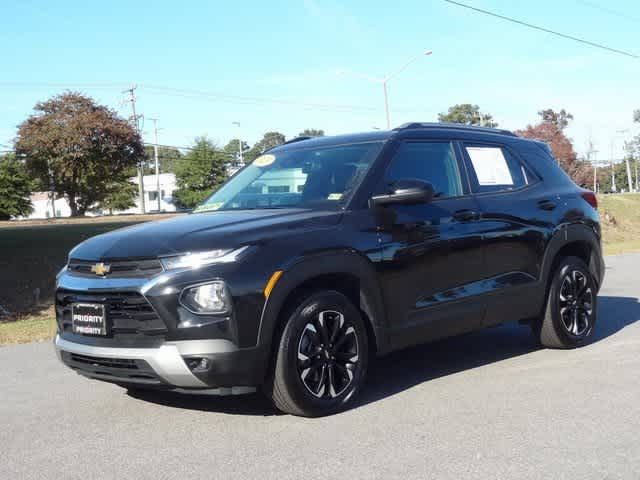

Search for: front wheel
xmin=266 ymin=290 xmax=369 ymax=417
xmin=534 ymin=256 xmax=597 ymax=348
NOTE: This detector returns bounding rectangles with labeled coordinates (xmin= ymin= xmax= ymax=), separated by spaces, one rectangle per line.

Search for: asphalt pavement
xmin=2 ymin=254 xmax=640 ymax=479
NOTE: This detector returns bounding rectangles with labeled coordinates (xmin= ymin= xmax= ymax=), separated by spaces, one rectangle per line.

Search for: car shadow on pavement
xmin=126 ymin=388 xmax=281 ymax=416
xmin=127 ymin=295 xmax=639 ymax=416
xmin=357 ymin=295 xmax=640 ymax=409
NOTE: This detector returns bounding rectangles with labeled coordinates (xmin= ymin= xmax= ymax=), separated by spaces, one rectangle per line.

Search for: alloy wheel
xmin=558 ymin=269 xmax=593 ymax=337
xmin=296 ymin=310 xmax=359 ymax=398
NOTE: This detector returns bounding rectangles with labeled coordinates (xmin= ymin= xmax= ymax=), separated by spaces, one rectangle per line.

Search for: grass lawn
xmin=599 ymin=194 xmax=640 ymax=255
xmin=0 ymin=307 xmax=56 ymax=345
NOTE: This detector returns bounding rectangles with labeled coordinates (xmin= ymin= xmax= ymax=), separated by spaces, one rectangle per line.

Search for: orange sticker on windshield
xmin=253 ymin=154 xmax=275 ymax=167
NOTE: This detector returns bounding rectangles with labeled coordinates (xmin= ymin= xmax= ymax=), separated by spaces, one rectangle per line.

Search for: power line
xmin=142 ymin=84 xmax=382 ymax=113
xmin=574 ymin=0 xmax=640 ymax=24
xmin=443 ymin=0 xmax=640 ymax=59
xmin=0 ymin=81 xmax=426 ymax=114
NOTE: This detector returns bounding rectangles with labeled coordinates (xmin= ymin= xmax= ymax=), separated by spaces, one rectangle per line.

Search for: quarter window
xmin=383 ymin=142 xmax=463 ymax=198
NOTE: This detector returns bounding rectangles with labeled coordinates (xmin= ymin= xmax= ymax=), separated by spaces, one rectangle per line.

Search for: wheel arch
xmin=541 ymin=223 xmax=604 ymax=293
xmin=256 ymin=250 xmax=389 ymax=375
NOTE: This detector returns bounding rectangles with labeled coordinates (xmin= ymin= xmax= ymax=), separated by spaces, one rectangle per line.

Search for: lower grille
xmin=69 ymin=354 xmax=138 ymax=370
xmin=55 ymin=290 xmax=167 ymax=346
xmin=60 ymin=351 xmax=163 ymax=384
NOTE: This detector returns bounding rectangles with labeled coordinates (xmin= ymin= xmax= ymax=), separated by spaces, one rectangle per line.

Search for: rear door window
xmin=463 ymin=144 xmax=531 ymax=194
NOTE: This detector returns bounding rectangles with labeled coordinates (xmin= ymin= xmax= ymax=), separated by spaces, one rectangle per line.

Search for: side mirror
xmin=369 ymin=179 xmax=435 ymax=207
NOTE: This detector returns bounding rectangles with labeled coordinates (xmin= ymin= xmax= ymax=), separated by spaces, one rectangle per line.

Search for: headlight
xmin=180 ymin=281 xmax=231 ymax=315
xmin=160 ymin=246 xmax=249 ymax=271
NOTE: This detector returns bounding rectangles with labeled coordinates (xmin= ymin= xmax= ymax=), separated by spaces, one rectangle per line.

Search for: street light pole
xmin=382 ymin=82 xmax=391 ymax=130
xmin=338 ymin=50 xmax=432 ymax=129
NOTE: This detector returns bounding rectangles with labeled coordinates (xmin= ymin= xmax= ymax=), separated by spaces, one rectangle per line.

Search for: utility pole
xmin=232 ymin=121 xmax=243 ymax=164
xmin=586 ymin=140 xmax=599 ymax=193
xmin=609 ymin=139 xmax=617 ymax=193
xmin=611 ymin=129 xmax=630 ymax=192
xmin=148 ymin=118 xmax=161 ymax=212
xmin=123 ymin=85 xmax=145 ymax=213
xmin=624 ymin=143 xmax=634 ymax=193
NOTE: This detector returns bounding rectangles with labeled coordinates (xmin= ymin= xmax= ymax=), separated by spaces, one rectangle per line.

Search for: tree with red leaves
xmin=16 ymin=92 xmax=144 ymax=216
xmin=516 ymin=109 xmax=593 ymax=187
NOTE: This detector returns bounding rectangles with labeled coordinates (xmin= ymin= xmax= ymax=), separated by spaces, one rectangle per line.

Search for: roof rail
xmin=281 ymin=136 xmax=313 ymax=145
xmin=394 ymin=122 xmax=516 ymax=137
xmin=263 ymin=136 xmax=312 ymax=153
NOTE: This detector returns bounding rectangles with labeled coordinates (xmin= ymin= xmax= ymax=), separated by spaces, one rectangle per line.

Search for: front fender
xmin=256 ymin=249 xmax=389 ymax=362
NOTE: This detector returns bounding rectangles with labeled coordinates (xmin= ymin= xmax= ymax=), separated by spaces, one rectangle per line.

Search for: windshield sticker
xmin=327 ymin=193 xmax=343 ymax=200
xmin=253 ymin=154 xmax=276 ymax=167
xmin=194 ymin=202 xmax=224 ymax=213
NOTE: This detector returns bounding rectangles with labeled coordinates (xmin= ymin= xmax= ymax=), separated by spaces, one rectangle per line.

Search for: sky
xmin=1 ymin=0 xmax=639 ymax=161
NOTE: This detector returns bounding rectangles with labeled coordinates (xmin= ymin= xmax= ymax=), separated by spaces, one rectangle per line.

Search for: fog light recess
xmin=185 ymin=357 xmax=211 ymax=372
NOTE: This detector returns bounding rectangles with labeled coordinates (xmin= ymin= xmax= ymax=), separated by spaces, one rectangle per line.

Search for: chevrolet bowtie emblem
xmin=90 ymin=262 xmax=111 ymax=276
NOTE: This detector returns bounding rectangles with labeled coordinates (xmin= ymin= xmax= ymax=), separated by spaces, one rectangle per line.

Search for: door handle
xmin=537 ymin=200 xmax=557 ymax=211
xmin=452 ymin=209 xmax=478 ymax=222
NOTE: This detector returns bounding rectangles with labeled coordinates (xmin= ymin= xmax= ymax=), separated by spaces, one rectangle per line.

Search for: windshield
xmin=194 ymin=141 xmax=383 ymax=212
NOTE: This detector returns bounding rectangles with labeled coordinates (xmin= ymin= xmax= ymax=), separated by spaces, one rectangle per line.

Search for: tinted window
xmin=464 ymin=145 xmax=528 ymax=193
xmin=384 ymin=142 xmax=463 ymax=198
xmin=196 ymin=142 xmax=383 ymax=212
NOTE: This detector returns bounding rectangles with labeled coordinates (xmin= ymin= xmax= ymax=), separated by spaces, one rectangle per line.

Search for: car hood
xmin=70 ymin=209 xmax=342 ymax=260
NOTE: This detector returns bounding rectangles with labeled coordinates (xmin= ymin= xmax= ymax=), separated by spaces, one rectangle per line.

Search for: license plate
xmin=71 ymin=303 xmax=107 ymax=336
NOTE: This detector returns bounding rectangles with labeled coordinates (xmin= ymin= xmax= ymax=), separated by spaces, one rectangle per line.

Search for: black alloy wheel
xmin=267 ymin=290 xmax=369 ymax=417
xmin=535 ymin=256 xmax=598 ymax=348
xmin=296 ymin=310 xmax=359 ymax=399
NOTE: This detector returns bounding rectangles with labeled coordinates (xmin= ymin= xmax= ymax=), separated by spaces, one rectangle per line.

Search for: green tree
xmin=245 ymin=131 xmax=286 ymax=163
xmin=438 ymin=104 xmax=498 ymax=128
xmin=223 ymin=139 xmax=250 ymax=164
xmin=174 ymin=137 xmax=228 ymax=209
xmin=143 ymin=145 xmax=182 ymax=174
xmin=96 ymin=172 xmax=138 ymax=214
xmin=0 ymin=153 xmax=33 ymax=220
xmin=298 ymin=129 xmax=325 ymax=137
xmin=15 ymin=91 xmax=143 ymax=216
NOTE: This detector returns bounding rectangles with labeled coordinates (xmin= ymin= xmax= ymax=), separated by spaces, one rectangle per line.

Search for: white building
xmin=118 ymin=173 xmax=178 ymax=214
xmin=21 ymin=173 xmax=178 ymax=219
xmin=27 ymin=192 xmax=73 ymax=219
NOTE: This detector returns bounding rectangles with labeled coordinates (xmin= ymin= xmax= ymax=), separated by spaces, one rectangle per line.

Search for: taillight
xmin=581 ymin=190 xmax=598 ymax=209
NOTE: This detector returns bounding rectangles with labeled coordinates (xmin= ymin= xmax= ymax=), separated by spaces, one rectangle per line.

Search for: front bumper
xmin=54 ymin=334 xmax=260 ymax=392
xmin=54 ymin=261 xmax=272 ymax=390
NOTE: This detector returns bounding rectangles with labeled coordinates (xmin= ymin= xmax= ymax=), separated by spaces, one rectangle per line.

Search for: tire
xmin=534 ymin=256 xmax=597 ymax=348
xmin=266 ymin=290 xmax=369 ymax=417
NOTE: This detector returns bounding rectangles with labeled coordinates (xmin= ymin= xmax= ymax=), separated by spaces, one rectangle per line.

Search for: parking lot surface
xmin=2 ymin=254 xmax=639 ymax=479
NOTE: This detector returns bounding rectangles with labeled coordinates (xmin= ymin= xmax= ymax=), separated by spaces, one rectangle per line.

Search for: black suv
xmin=55 ymin=123 xmax=604 ymax=416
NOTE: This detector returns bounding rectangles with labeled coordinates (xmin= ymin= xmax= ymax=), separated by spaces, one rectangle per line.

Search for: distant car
xmin=54 ymin=123 xmax=605 ymax=416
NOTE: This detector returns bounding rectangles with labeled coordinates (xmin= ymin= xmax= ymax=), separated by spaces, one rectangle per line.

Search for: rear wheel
xmin=534 ymin=256 xmax=597 ymax=348
xmin=267 ymin=290 xmax=369 ymax=417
